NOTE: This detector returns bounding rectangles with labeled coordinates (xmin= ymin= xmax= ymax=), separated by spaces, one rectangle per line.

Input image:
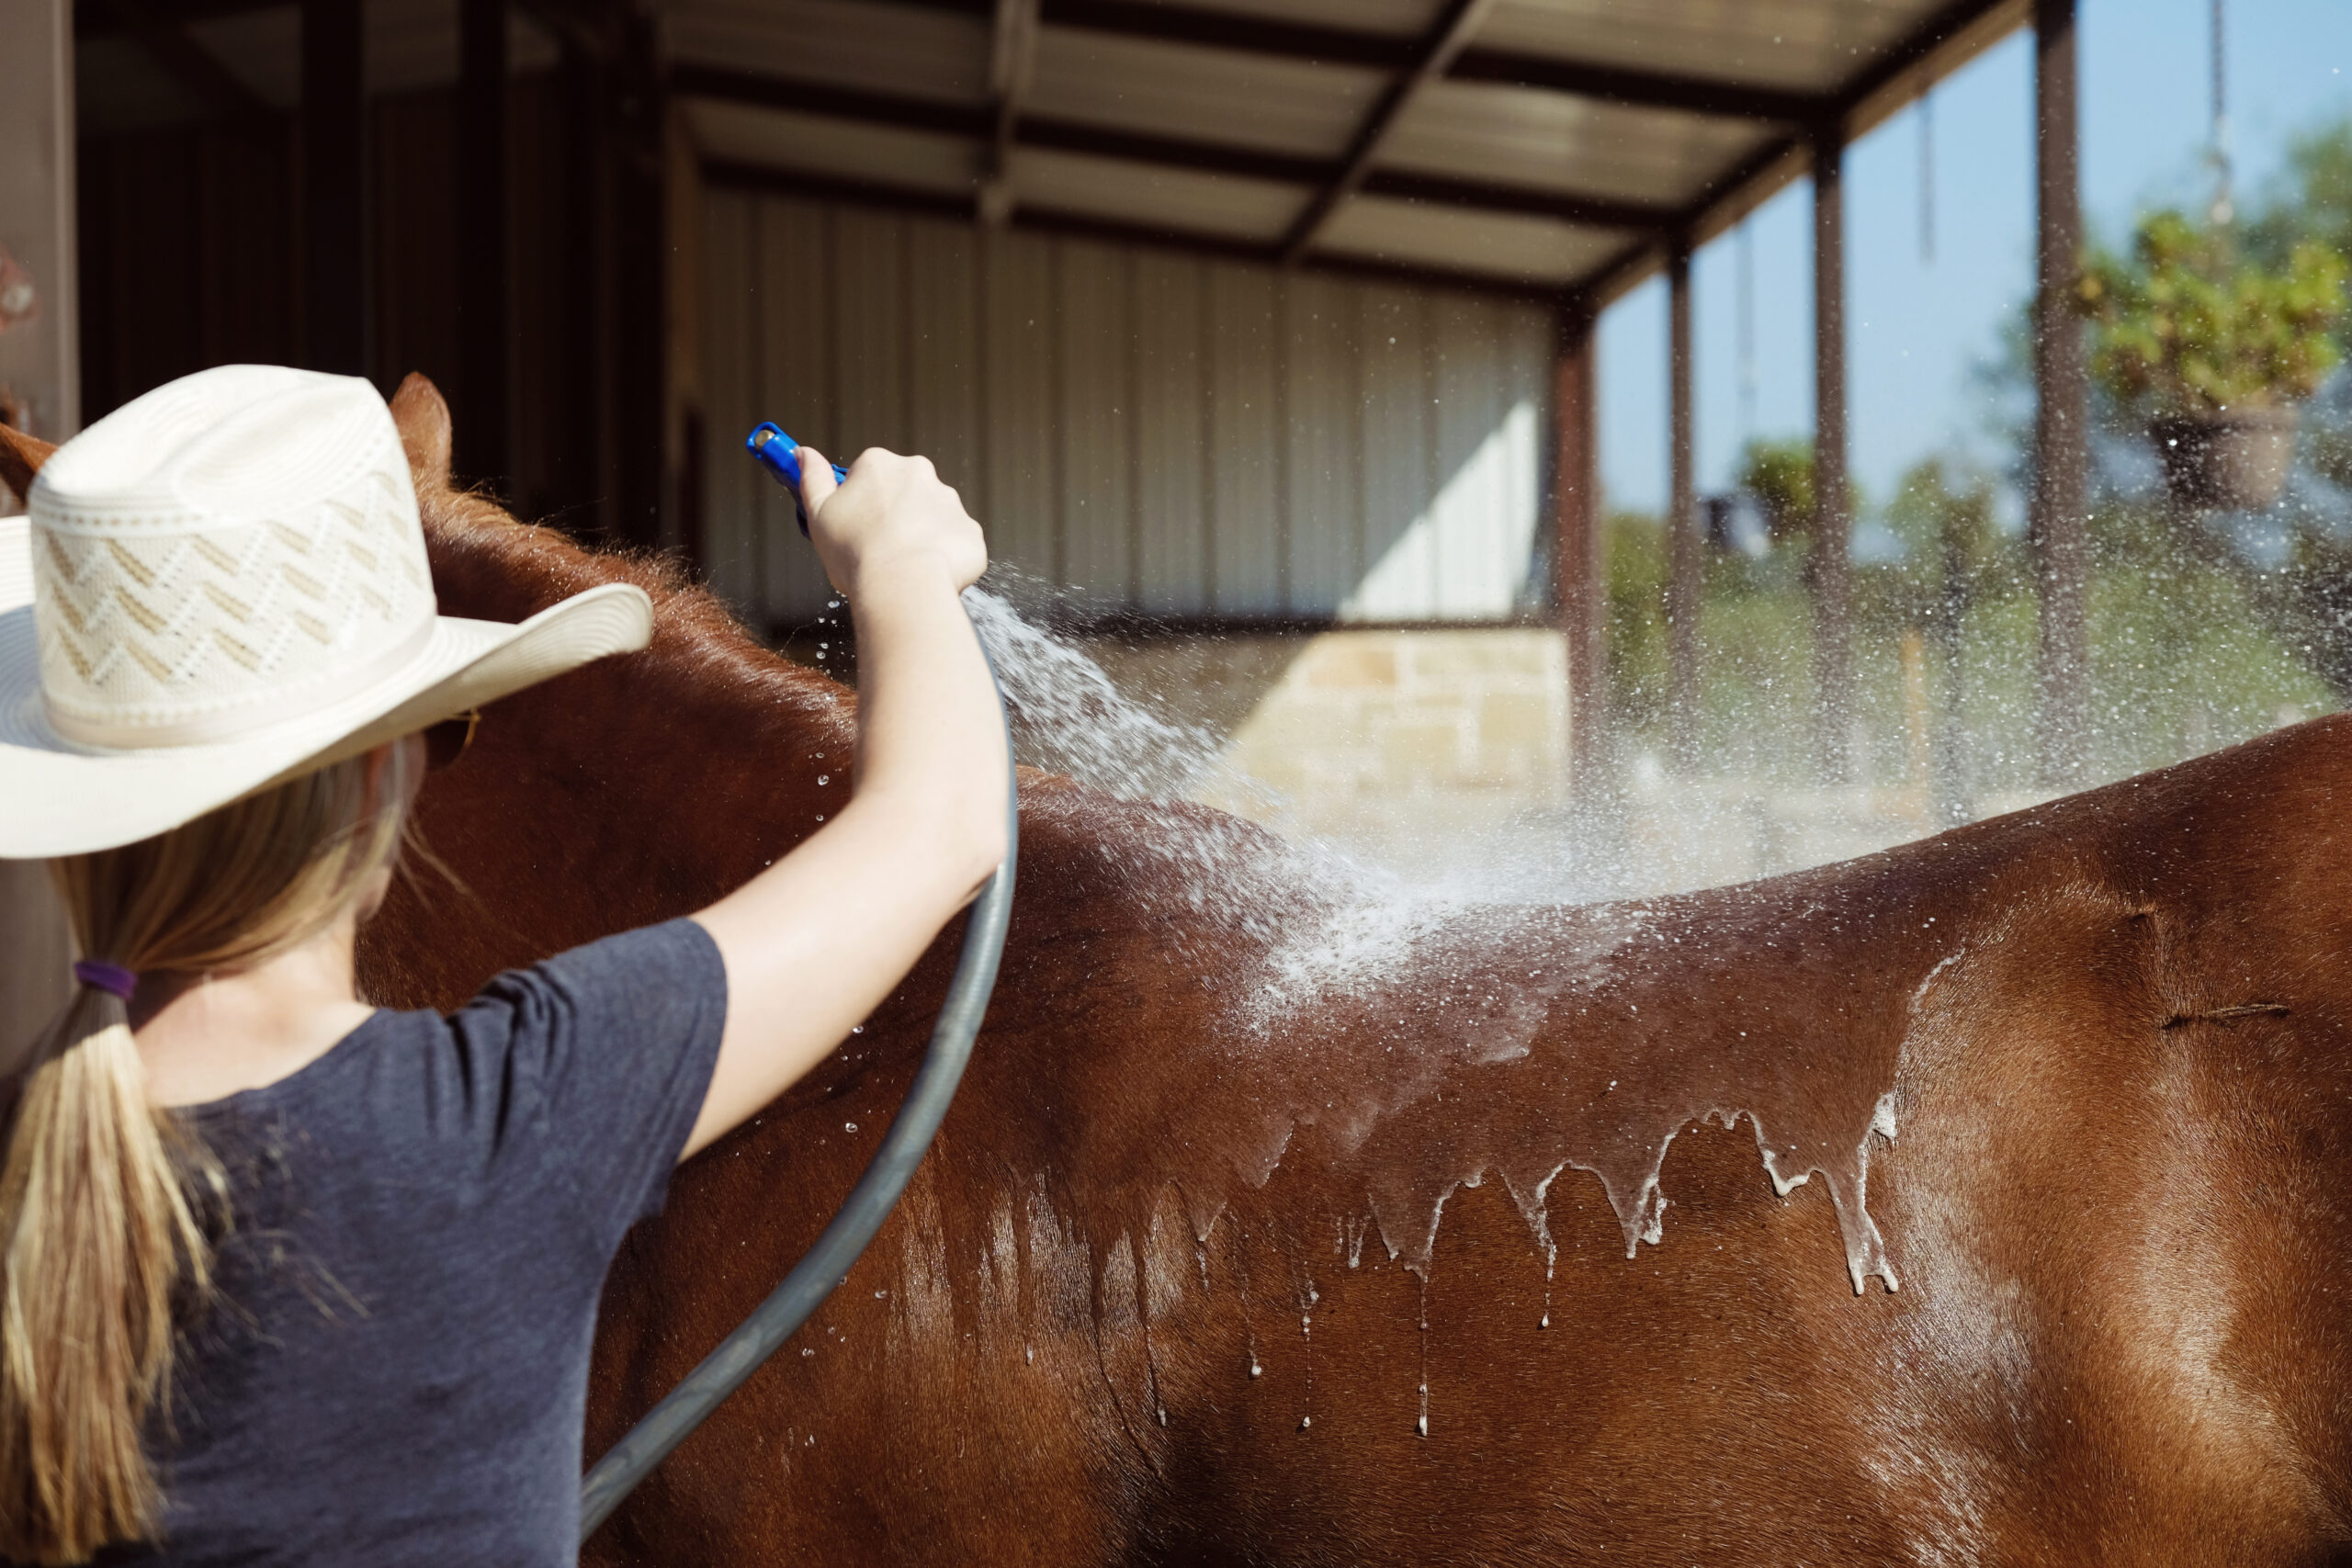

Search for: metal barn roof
xmin=673 ymin=0 xmax=2030 ymax=300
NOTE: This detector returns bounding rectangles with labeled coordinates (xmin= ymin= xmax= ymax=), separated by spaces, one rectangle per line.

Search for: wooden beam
xmin=2031 ymin=0 xmax=2087 ymax=786
xmin=1280 ymin=0 xmax=1499 ymax=264
xmin=1449 ymin=48 xmax=1818 ymax=122
xmin=301 ymin=0 xmax=366 ymax=376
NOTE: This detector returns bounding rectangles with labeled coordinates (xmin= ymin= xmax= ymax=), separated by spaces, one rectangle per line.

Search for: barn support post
xmin=0 ymin=0 xmax=77 ymax=1069
xmin=2032 ymin=0 xmax=2089 ymax=786
xmin=611 ymin=0 xmax=668 ymax=550
xmin=1666 ymin=237 xmax=1700 ymax=773
xmin=1553 ymin=301 xmax=1609 ymax=796
xmin=1810 ymin=120 xmax=1855 ymax=786
xmin=300 ymin=0 xmax=367 ymax=375
xmin=457 ymin=0 xmax=510 ymax=489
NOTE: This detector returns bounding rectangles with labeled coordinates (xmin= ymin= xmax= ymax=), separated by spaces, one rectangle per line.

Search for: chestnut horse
xmin=7 ymin=382 xmax=2352 ymax=1564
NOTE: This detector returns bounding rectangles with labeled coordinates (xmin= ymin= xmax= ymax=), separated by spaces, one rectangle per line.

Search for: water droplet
xmin=1540 ymin=1314 xmax=1551 ymax=1329
xmin=1249 ymin=1360 xmax=1261 ymax=1378
xmin=1157 ymin=1407 xmax=1168 ymax=1426
xmin=844 ymin=1122 xmax=858 ymax=1133
xmin=801 ymin=1347 xmax=814 ymax=1357
xmin=1025 ymin=1346 xmax=1034 ymax=1364
xmin=1298 ymin=1415 xmax=1312 ymax=1430
xmin=1416 ymin=1415 xmax=1429 ymax=1437
xmin=818 ymin=774 xmax=829 ymax=785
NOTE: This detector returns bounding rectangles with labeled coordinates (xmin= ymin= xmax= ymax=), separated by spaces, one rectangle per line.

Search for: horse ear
xmin=0 ymin=421 xmax=56 ymax=505
xmin=389 ymin=373 xmax=454 ymax=494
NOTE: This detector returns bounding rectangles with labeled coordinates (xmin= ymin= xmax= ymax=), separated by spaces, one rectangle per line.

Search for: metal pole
xmin=457 ymin=0 xmax=510 ymax=488
xmin=1553 ymin=303 xmax=1608 ymax=795
xmin=1811 ymin=121 xmax=1854 ymax=787
xmin=1667 ymin=240 xmax=1700 ymax=773
xmin=301 ymin=0 xmax=367 ymax=376
xmin=2032 ymin=0 xmax=2089 ymax=786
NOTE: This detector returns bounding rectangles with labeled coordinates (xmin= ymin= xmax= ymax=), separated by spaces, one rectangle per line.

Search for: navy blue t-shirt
xmin=93 ymin=918 xmax=728 ymax=1567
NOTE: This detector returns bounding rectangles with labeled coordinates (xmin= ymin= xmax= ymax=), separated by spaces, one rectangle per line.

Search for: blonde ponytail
xmin=0 ymin=743 xmax=417 ymax=1562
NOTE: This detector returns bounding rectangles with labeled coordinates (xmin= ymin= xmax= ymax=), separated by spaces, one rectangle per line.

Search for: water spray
xmin=578 ymin=425 xmax=1018 ymax=1541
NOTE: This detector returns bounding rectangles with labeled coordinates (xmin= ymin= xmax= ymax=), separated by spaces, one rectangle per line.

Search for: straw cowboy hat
xmin=0 ymin=365 xmax=652 ymax=859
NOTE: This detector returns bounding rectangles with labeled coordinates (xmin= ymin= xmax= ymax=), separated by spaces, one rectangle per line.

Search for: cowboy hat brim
xmin=0 ymin=515 xmax=653 ymax=859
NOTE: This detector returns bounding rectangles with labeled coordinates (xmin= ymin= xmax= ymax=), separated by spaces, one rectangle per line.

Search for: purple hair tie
xmin=72 ymin=961 xmax=138 ymax=1001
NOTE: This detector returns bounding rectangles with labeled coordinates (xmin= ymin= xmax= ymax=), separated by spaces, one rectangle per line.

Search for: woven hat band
xmin=43 ymin=607 xmax=435 ymax=749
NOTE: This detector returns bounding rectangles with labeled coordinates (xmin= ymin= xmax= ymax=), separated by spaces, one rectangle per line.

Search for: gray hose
xmin=579 ymin=637 xmax=1017 ymax=1541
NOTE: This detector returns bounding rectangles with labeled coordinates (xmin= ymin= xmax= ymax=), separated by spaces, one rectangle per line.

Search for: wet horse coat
xmin=10 ymin=386 xmax=2351 ymax=1562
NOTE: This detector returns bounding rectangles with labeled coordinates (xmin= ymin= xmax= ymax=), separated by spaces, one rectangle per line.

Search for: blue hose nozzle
xmin=747 ymin=423 xmax=850 ymax=536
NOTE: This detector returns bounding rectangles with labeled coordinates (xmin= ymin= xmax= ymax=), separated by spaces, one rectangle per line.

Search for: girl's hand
xmin=797 ymin=447 xmax=987 ymax=602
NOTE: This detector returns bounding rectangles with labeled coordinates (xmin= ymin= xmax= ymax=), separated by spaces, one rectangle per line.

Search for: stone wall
xmin=1083 ymin=626 xmax=1573 ymax=886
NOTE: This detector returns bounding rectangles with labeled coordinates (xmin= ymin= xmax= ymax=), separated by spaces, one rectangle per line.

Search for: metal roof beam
xmin=1037 ymin=0 xmax=1821 ymax=122
xmin=1559 ymin=0 xmax=2022 ymax=307
xmin=1360 ymin=169 xmax=1675 ymax=232
xmin=671 ymin=64 xmax=991 ymax=136
xmin=980 ymin=0 xmax=1040 ymax=223
xmin=703 ymin=157 xmax=1570 ymax=306
xmin=673 ymin=63 xmax=1671 ymax=231
xmin=1035 ymin=0 xmax=1415 ymax=69
xmin=1447 ymin=49 xmax=1821 ymax=122
xmin=1279 ymin=0 xmax=1499 ymax=265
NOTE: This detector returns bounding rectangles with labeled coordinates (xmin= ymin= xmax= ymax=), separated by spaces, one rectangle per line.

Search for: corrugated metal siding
xmin=701 ymin=188 xmax=1556 ymax=628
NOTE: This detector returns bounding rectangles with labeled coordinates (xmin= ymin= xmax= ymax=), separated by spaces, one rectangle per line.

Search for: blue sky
xmin=1595 ymin=0 xmax=2352 ymax=519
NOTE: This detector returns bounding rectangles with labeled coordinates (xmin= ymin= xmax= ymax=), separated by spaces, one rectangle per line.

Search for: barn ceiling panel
xmin=1126 ymin=0 xmax=1442 ymax=37
xmin=668 ymin=0 xmax=988 ymax=107
xmin=652 ymin=0 xmax=2025 ymax=301
xmin=1317 ymin=197 xmax=1623 ymax=286
xmin=1381 ymin=80 xmax=1774 ymax=208
xmin=1475 ymin=0 xmax=1949 ymax=93
xmin=689 ymin=100 xmax=984 ymax=196
xmin=1011 ymin=147 xmax=1307 ymax=243
xmin=1027 ymin=26 xmax=1383 ymax=160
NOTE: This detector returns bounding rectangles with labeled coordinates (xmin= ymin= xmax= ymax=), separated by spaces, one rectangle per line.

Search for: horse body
xmin=19 ymin=385 xmax=2340 ymax=1563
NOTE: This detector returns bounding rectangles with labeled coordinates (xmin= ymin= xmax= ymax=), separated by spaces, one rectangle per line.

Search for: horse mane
xmin=361 ymin=376 xmax=862 ymax=1009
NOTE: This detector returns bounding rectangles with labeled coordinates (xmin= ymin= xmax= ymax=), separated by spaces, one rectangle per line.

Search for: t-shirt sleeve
xmin=448 ymin=918 xmax=728 ymax=1257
